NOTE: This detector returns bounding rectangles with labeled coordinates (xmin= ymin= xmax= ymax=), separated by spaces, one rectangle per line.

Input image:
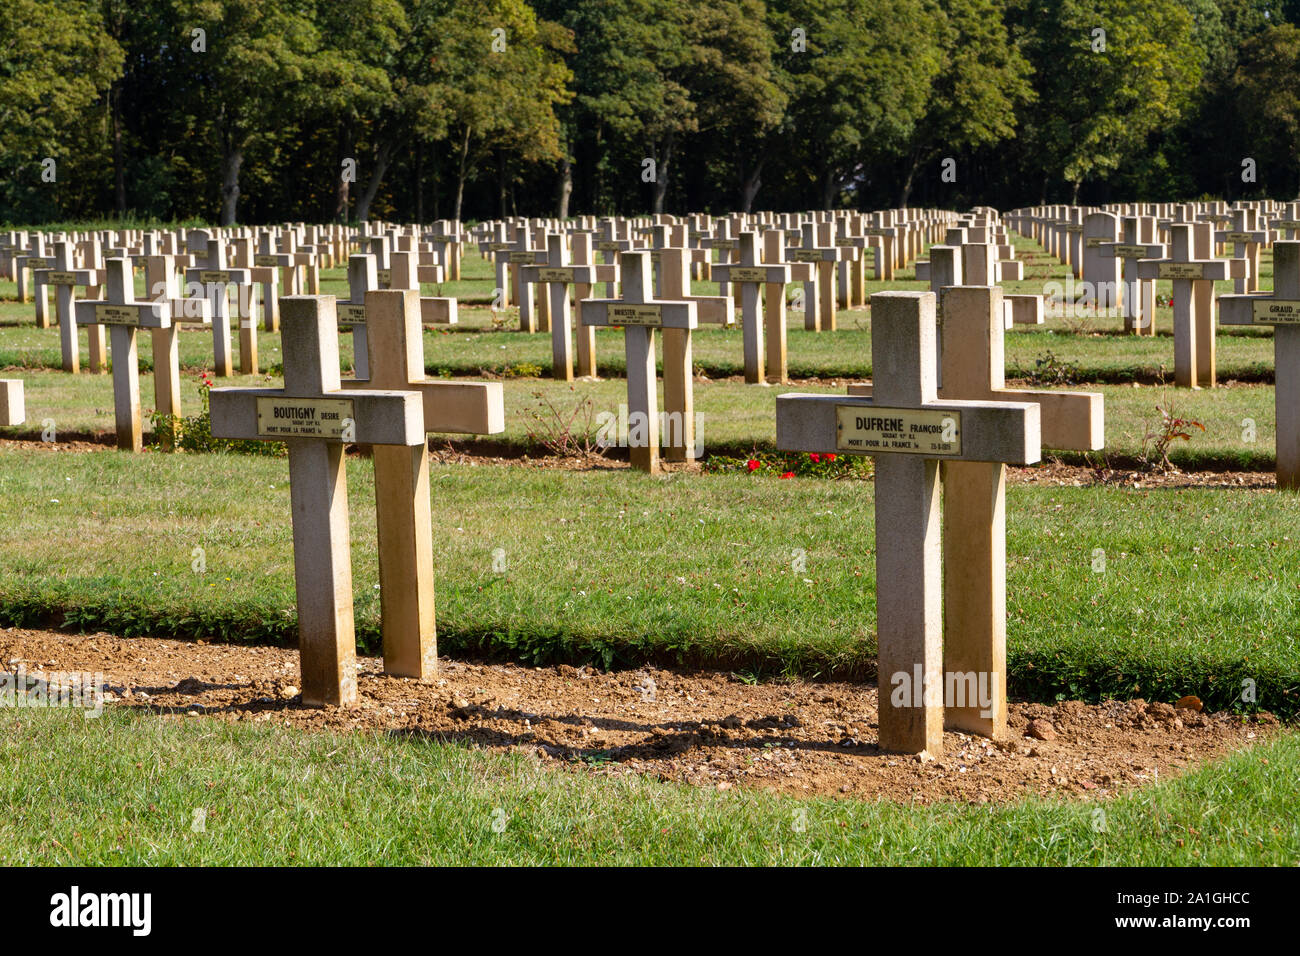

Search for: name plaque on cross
xmin=255 ymin=397 xmax=355 ymax=438
xmin=338 ymin=303 xmax=367 ymax=324
xmin=835 ymin=407 xmax=961 ymax=455
xmin=729 ymin=267 xmax=768 ymax=283
xmin=1158 ymin=262 xmax=1205 ymax=279
xmin=508 ymin=252 xmax=535 ymax=263
xmin=198 ymin=270 xmax=233 ymax=283
xmin=1252 ymin=300 xmax=1300 ymax=324
xmin=790 ymin=249 xmax=822 ymax=262
xmin=48 ymin=272 xmax=77 ymax=285
xmin=596 ymin=241 xmax=622 ymax=251
xmin=95 ymin=304 xmax=144 ymax=325
xmin=1107 ymin=244 xmax=1150 ymax=258
xmin=377 ymin=269 xmax=392 ymax=285
xmin=608 ymin=304 xmax=664 ymax=327
xmin=254 ymin=254 xmax=281 ymax=266
xmin=538 ymin=267 xmax=576 ymax=283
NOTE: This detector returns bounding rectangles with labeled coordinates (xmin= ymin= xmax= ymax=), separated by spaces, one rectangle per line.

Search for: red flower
xmin=780 ymin=471 xmax=794 ymax=479
xmin=809 ymin=453 xmax=821 ymax=463
xmin=825 ymin=453 xmax=837 ymax=462
xmin=746 ymin=459 xmax=760 ymax=472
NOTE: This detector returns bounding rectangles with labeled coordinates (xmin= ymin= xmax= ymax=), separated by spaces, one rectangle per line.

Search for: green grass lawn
xmin=2 ymin=705 xmax=1295 ymax=865
xmin=0 ymin=446 xmax=1296 ymax=715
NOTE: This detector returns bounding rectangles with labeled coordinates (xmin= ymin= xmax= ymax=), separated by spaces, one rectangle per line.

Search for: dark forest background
xmin=4 ymin=0 xmax=1300 ymax=226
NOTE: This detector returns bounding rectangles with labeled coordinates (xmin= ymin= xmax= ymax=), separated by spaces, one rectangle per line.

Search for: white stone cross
xmin=1100 ymin=216 xmax=1164 ymax=335
xmin=73 ymin=258 xmax=173 ymax=452
xmin=341 ymin=288 xmax=504 ymax=677
xmin=521 ymin=232 xmax=614 ymax=381
xmin=1137 ymin=223 xmax=1243 ymax=388
xmin=1220 ymin=240 xmax=1300 ymax=488
xmin=337 ymin=254 xmax=379 ymax=381
xmin=712 ymin=231 xmax=790 ymax=384
xmin=209 ymin=295 xmax=425 ymax=706
xmin=184 ymin=239 xmax=253 ymax=377
xmin=776 ymin=291 xmax=1040 ymax=754
xmin=579 ymin=251 xmax=698 ymax=473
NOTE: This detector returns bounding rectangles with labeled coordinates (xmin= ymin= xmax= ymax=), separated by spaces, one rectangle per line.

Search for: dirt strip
xmin=0 ymin=628 xmax=1279 ymax=804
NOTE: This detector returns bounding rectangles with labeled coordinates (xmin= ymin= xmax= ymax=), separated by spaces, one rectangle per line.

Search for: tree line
xmin=3 ymin=0 xmax=1300 ymax=226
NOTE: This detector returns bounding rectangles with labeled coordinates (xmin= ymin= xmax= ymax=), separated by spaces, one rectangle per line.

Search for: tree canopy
xmin=2 ymin=0 xmax=1298 ymax=224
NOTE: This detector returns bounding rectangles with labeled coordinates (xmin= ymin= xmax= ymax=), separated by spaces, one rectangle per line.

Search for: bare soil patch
xmin=1 ymin=628 xmax=1279 ymax=804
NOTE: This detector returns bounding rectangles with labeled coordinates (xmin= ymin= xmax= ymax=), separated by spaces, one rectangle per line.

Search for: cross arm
xmin=1136 ymin=259 xmax=1231 ymax=281
xmin=579 ymin=299 xmax=697 ymax=330
xmin=847 ymin=383 xmax=1102 ymax=450
xmin=1215 ymin=229 xmax=1268 ymax=244
xmin=711 ymin=263 xmax=792 ymax=285
xmin=343 ymin=379 xmax=505 ymax=435
xmin=1099 ymin=242 xmax=1163 ymax=259
xmin=34 ymin=268 xmax=99 ymax=286
xmin=209 ymin=387 xmax=426 ymax=446
xmin=74 ymin=299 xmax=171 ymax=329
xmin=1219 ymin=293 xmax=1300 ymax=326
xmin=776 ymin=393 xmax=1041 ymax=465
xmin=186 ymin=267 xmax=254 ymax=284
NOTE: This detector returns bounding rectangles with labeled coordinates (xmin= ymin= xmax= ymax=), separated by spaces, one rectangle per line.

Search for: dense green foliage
xmin=4 ymin=0 xmax=1300 ymax=224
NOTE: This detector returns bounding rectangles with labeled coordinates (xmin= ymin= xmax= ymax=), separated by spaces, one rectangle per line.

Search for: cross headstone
xmin=185 ymin=240 xmax=253 ymax=377
xmin=788 ymin=222 xmax=854 ymax=331
xmin=712 ymin=231 xmax=790 ymax=384
xmin=73 ymin=258 xmax=173 ymax=452
xmin=1215 ymin=210 xmax=1268 ymax=295
xmin=337 ymin=254 xmax=379 ymax=381
xmin=776 ymin=291 xmax=1041 ymax=754
xmin=521 ymin=233 xmax=611 ymax=381
xmin=1138 ymin=223 xmax=1240 ymax=388
xmin=209 ymin=296 xmax=425 ymax=706
xmin=1100 ymin=217 xmax=1164 ymax=335
xmin=579 ymin=252 xmax=697 ymax=473
xmin=34 ymin=240 xmax=101 ymax=374
xmin=1220 ymin=240 xmax=1300 ymax=488
xmin=342 ymin=289 xmax=505 ymax=677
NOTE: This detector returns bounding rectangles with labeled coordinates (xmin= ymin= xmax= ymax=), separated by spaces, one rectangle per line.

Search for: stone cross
xmin=711 ymin=231 xmax=790 ymax=383
xmin=521 ymin=233 xmax=612 ymax=381
xmin=658 ymin=246 xmax=730 ymax=461
xmin=137 ymin=236 xmax=212 ymax=440
xmin=252 ymin=232 xmax=293 ymax=331
xmin=776 ymin=291 xmax=1040 ymax=754
xmin=337 ymin=254 xmax=380 ymax=381
xmin=73 ymin=258 xmax=173 ymax=452
xmin=209 ymin=296 xmax=425 ymax=706
xmin=760 ymin=228 xmax=813 ymax=384
xmin=1138 ymin=223 xmax=1242 ymax=388
xmin=1081 ymin=212 xmax=1121 ymax=312
xmin=34 ymin=241 xmax=102 ymax=374
xmin=580 ymin=252 xmax=697 ymax=473
xmin=0 ymin=379 xmax=23 ymax=427
xmin=185 ymin=240 xmax=253 ymax=377
xmin=1214 ymin=210 xmax=1268 ymax=295
xmin=788 ymin=221 xmax=855 ymax=332
xmin=342 ymin=289 xmax=505 ymax=677
xmin=1100 ymin=217 xmax=1164 ymax=335
xmin=388 ymin=252 xmax=458 ymax=326
xmin=1220 ymin=240 xmax=1300 ymax=488
xmin=14 ymin=234 xmax=52 ymax=315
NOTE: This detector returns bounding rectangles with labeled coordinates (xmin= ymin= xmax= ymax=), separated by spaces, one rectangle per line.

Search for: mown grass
xmin=0 ymin=356 xmax=1282 ymax=468
xmin=0 ymin=706 xmax=1294 ymax=865
xmin=0 ymin=447 xmax=1296 ymax=716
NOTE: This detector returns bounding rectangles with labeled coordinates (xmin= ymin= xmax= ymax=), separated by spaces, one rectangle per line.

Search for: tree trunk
xmin=820 ymin=167 xmax=837 ymax=210
xmin=740 ymin=155 xmax=764 ymax=212
xmin=898 ymin=151 xmax=923 ymax=209
xmin=110 ymin=82 xmax=126 ymax=216
xmin=453 ymin=127 xmax=471 ymax=221
xmin=1071 ymin=179 xmax=1081 ymax=204
xmin=415 ymin=141 xmax=424 ymax=224
xmin=496 ymin=151 xmax=508 ymax=219
xmin=355 ymin=139 xmax=395 ymax=223
xmin=334 ymin=122 xmax=354 ymax=223
xmin=652 ymin=133 xmax=674 ymax=214
xmin=220 ymin=146 xmax=243 ymax=226
xmin=558 ymin=154 xmax=572 ymax=218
